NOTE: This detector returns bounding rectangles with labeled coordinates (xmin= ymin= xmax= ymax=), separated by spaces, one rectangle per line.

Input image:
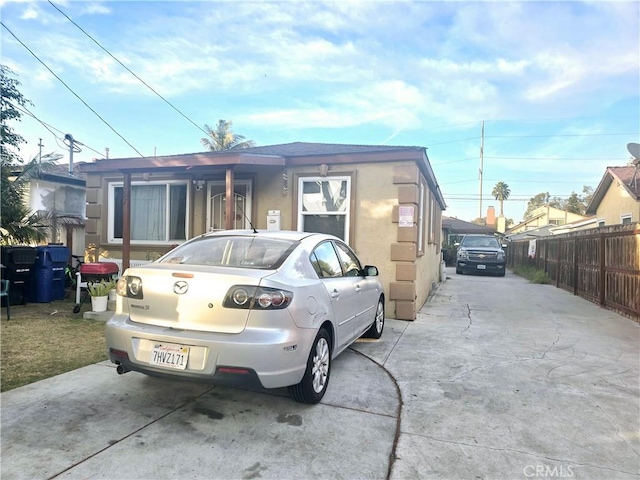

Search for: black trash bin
xmin=0 ymin=246 xmax=38 ymax=305
xmin=31 ymin=245 xmax=70 ymax=303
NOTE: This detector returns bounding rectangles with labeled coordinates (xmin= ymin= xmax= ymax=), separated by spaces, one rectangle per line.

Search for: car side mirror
xmin=362 ymin=265 xmax=379 ymax=277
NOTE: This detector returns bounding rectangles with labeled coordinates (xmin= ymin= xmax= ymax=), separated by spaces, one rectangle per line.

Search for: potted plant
xmin=87 ymin=279 xmax=116 ymax=312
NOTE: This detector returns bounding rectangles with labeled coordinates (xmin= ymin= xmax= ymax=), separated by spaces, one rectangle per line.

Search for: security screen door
xmin=207 ymin=180 xmax=252 ymax=231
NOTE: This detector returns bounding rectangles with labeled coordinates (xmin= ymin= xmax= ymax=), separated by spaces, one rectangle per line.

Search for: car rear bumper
xmin=105 ymin=313 xmax=316 ymax=389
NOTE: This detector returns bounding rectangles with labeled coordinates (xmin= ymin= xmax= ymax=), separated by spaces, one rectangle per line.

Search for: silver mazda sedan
xmin=106 ymin=230 xmax=385 ymax=404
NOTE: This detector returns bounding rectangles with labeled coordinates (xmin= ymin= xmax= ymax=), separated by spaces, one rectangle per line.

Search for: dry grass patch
xmin=1 ymin=297 xmax=108 ymax=392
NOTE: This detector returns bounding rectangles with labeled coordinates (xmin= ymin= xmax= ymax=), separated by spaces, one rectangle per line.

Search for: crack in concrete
xmin=539 ymin=324 xmax=562 ymax=360
xmin=47 ymin=386 xmax=218 ymax=479
xmin=402 ymin=431 xmax=640 ymax=477
xmin=451 ymin=324 xmax=564 ymax=382
xmin=460 ymin=304 xmax=473 ymax=338
xmin=349 ymin=346 xmax=403 ymax=480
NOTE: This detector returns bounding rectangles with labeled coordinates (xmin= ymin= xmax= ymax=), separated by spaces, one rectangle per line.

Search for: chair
xmin=0 ymin=279 xmax=10 ymax=320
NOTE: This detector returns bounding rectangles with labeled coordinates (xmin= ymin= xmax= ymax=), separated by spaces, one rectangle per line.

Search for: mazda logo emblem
xmin=173 ymin=281 xmax=189 ymax=295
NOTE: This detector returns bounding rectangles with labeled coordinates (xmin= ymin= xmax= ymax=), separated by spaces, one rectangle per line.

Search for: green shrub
xmin=512 ymin=265 xmax=551 ymax=284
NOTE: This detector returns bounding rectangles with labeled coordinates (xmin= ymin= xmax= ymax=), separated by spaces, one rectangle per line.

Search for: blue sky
xmin=1 ymin=0 xmax=638 ymax=223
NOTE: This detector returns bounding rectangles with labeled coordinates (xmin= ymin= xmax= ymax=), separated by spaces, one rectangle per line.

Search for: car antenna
xmin=237 ymin=204 xmax=258 ymax=233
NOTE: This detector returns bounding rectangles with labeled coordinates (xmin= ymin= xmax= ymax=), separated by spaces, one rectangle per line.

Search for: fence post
xmin=573 ymin=237 xmax=578 ymax=296
xmin=599 ymin=232 xmax=606 ymax=306
xmin=556 ymin=239 xmax=561 ymax=287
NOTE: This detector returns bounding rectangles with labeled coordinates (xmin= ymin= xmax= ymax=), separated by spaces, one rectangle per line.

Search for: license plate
xmin=477 ymin=265 xmax=486 ymax=270
xmin=150 ymin=343 xmax=189 ymax=370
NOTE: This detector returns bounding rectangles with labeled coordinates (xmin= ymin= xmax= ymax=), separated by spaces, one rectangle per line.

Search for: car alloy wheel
xmin=363 ymin=296 xmax=385 ymax=339
xmin=311 ymin=336 xmax=330 ymax=393
xmin=288 ymin=328 xmax=331 ymax=404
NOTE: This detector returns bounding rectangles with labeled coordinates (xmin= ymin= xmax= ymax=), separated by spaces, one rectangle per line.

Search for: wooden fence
xmin=507 ymin=224 xmax=640 ymax=321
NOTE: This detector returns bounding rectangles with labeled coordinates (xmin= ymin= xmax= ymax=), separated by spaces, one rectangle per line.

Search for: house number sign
xmin=399 ymin=206 xmax=414 ymax=227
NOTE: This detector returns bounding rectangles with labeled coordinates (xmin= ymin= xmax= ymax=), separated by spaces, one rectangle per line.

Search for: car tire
xmin=362 ymin=296 xmax=385 ymax=339
xmin=456 ymin=267 xmax=462 ymax=274
xmin=498 ymin=270 xmax=506 ymax=277
xmin=289 ymin=328 xmax=331 ymax=404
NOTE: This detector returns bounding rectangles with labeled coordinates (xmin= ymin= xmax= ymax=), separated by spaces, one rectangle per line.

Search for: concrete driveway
xmin=1 ymin=267 xmax=638 ymax=479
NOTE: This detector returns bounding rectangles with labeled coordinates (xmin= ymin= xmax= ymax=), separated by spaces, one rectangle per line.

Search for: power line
xmin=13 ymin=103 xmax=107 ymax=159
xmin=1 ymin=21 xmax=145 ymax=158
xmin=483 ymin=156 xmax=629 ymax=161
xmin=485 ymin=132 xmax=637 ymax=139
xmin=48 ymin=0 xmax=208 ymax=136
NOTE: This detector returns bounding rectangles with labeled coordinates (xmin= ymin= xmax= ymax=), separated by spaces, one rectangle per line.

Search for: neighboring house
xmin=442 ymin=216 xmax=496 ymax=245
xmin=585 ymin=166 xmax=640 ymax=226
xmin=506 ymin=206 xmax=587 ymax=235
xmin=76 ymin=142 xmax=446 ymax=320
xmin=10 ymin=163 xmax=86 ymax=256
xmin=504 ymin=216 xmax=599 ymax=241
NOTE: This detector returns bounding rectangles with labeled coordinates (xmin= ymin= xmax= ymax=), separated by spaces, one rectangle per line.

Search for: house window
xmin=597 ymin=219 xmax=605 ymax=227
xmin=298 ymin=176 xmax=350 ymax=241
xmin=621 ymin=214 xmax=632 ymax=225
xmin=429 ymin=191 xmax=435 ymax=243
xmin=109 ymin=181 xmax=188 ymax=243
xmin=418 ymin=178 xmax=426 ymax=254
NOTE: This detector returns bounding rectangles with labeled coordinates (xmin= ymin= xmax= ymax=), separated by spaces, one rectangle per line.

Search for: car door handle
xmin=330 ymin=289 xmax=340 ymax=298
xmin=354 ymin=285 xmax=362 ymax=293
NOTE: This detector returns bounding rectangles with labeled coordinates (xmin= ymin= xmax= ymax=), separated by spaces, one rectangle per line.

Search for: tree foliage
xmin=523 ymin=186 xmax=594 ymax=219
xmin=200 ymin=119 xmax=255 ymax=151
xmin=1 ymin=65 xmax=32 ymax=166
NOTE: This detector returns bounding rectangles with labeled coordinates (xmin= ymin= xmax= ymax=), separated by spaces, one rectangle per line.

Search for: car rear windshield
xmin=462 ymin=236 xmax=500 ymax=248
xmin=159 ymin=236 xmax=296 ymax=269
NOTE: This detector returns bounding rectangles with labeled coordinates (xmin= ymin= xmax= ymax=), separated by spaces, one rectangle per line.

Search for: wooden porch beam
xmin=225 ymin=168 xmax=234 ymax=230
xmin=123 ymin=172 xmax=131 ymax=271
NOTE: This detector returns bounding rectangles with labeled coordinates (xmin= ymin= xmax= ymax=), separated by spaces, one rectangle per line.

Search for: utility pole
xmin=479 ymin=121 xmax=484 ymax=221
xmin=105 ymin=147 xmax=109 ymax=159
xmin=38 ymin=138 xmax=43 ymax=163
xmin=64 ymin=133 xmax=75 ymax=175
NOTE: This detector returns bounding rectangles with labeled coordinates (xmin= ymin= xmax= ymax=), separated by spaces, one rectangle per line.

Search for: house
xmin=7 ymin=163 xmax=86 ymax=256
xmin=76 ymin=142 xmax=447 ymax=320
xmin=506 ymin=206 xmax=587 ymax=235
xmin=442 ymin=216 xmax=496 ymax=245
xmin=585 ymin=166 xmax=640 ymax=226
xmin=28 ymin=164 xmax=86 ymax=254
xmin=504 ymin=216 xmax=600 ymax=241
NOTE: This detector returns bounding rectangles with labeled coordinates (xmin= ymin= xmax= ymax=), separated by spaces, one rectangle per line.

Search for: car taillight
xmin=223 ymin=286 xmax=292 ymax=310
xmin=116 ymin=276 xmax=143 ymax=299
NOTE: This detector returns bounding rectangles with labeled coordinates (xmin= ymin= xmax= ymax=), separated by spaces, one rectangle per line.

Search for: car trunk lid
xmin=121 ymin=264 xmax=268 ymax=334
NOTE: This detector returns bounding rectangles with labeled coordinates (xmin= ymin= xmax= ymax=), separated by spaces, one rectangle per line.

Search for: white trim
xmin=107 ymin=180 xmax=190 ymax=244
xmin=621 ymin=213 xmax=633 ymax=224
xmin=297 ymin=176 xmax=351 ymax=241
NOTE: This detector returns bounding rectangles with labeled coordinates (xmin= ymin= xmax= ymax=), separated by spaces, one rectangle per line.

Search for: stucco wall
xmin=83 ymin=161 xmax=444 ymax=319
xmin=597 ymin=182 xmax=640 ymax=225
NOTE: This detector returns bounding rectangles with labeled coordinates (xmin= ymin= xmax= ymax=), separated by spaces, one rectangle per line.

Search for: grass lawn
xmin=1 ymin=296 xmax=108 ymax=392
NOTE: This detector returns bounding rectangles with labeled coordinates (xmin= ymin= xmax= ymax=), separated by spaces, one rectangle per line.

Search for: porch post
xmin=225 ymin=168 xmax=234 ymax=230
xmin=122 ymin=172 xmax=131 ymax=271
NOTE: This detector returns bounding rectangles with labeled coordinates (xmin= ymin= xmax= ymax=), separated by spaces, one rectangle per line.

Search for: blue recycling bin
xmin=31 ymin=245 xmax=70 ymax=303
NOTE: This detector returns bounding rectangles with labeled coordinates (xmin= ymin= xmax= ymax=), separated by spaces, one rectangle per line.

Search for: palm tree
xmin=492 ymin=181 xmax=511 ymax=216
xmin=200 ymin=119 xmax=255 ymax=151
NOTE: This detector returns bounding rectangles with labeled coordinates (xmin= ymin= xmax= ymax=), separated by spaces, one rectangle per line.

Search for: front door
xmin=206 ymin=180 xmax=252 ymax=231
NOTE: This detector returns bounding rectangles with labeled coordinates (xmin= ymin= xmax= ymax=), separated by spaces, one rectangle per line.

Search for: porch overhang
xmin=77 ymin=152 xmax=285 ymax=173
